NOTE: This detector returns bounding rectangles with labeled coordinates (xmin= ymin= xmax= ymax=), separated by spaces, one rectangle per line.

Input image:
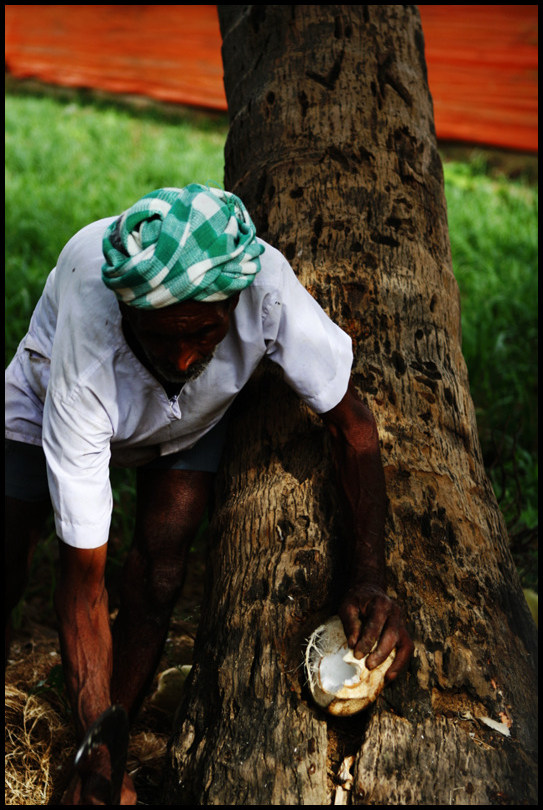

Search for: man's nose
xmin=176 ymin=342 xmax=216 ymax=371
xmin=176 ymin=349 xmax=200 ymax=372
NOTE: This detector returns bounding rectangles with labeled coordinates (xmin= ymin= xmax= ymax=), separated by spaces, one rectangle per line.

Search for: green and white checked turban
xmin=101 ymin=184 xmax=264 ymax=308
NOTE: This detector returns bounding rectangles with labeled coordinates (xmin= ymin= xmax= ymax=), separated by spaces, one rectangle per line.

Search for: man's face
xmin=121 ymin=296 xmax=238 ymax=385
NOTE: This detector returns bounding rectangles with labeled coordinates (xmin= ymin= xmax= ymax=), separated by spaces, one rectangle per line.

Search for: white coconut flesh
xmin=305 ymin=615 xmax=395 ymax=716
xmin=319 ymin=650 xmax=361 ymax=692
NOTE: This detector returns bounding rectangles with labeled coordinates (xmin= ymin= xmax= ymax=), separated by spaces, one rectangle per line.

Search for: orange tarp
xmin=418 ymin=5 xmax=538 ymax=152
xmin=5 ymin=5 xmax=538 ymax=152
xmin=5 ymin=5 xmax=227 ymax=110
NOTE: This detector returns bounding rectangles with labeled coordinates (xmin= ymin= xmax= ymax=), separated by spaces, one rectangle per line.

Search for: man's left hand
xmin=338 ymin=584 xmax=414 ymax=683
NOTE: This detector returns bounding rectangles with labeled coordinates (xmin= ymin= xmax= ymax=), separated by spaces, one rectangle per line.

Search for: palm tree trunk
xmin=164 ymin=6 xmax=537 ymax=804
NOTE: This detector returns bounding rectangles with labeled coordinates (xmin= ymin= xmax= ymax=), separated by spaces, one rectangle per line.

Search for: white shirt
xmin=5 ymin=217 xmax=353 ymax=548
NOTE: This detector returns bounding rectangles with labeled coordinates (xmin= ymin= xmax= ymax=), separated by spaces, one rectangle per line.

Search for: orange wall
xmin=5 ymin=5 xmax=538 ymax=152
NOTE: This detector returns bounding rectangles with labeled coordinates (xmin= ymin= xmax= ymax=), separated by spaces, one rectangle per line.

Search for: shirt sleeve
xmin=42 ymin=390 xmax=113 ymax=549
xmin=263 ymin=260 xmax=353 ymax=413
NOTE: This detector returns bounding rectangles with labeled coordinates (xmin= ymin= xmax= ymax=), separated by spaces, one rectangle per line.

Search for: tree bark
xmin=164 ymin=6 xmax=537 ymax=804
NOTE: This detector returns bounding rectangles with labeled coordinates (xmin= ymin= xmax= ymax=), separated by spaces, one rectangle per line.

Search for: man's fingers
xmin=364 ymin=623 xmax=399 ymax=669
xmin=354 ymin=616 xmax=383 ymax=659
xmin=354 ymin=594 xmax=396 ymax=660
xmin=338 ymin=601 xmax=363 ymax=649
xmin=384 ymin=629 xmax=414 ymax=682
xmin=120 ymin=772 xmax=138 ymax=805
xmin=339 ymin=591 xmax=413 ymax=679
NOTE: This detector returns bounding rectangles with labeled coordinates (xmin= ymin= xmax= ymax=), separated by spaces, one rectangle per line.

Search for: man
xmin=5 ymin=184 xmax=413 ymax=804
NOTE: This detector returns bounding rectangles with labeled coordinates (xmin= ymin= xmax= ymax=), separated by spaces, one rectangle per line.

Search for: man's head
xmin=102 ymin=184 xmax=263 ymax=384
xmin=119 ymin=295 xmax=239 ymax=385
xmin=102 ymin=184 xmax=263 ymax=309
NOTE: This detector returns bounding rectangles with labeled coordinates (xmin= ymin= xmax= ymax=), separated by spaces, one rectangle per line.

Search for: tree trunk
xmin=164 ymin=6 xmax=537 ymax=804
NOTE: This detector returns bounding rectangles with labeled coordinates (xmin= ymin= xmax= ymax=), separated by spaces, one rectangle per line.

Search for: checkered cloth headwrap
xmin=101 ymin=184 xmax=264 ymax=308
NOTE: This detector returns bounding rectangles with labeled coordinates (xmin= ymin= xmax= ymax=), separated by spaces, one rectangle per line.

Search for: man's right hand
xmin=61 ymin=761 xmax=137 ymax=805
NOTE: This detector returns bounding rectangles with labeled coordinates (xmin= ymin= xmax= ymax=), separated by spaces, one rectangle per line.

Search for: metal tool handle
xmin=74 ymin=705 xmax=129 ymax=805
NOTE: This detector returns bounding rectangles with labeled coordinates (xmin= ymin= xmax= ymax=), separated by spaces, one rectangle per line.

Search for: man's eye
xmin=195 ymin=325 xmax=217 ymax=339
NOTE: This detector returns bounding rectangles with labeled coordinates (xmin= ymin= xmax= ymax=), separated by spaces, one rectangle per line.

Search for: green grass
xmin=5 ymin=91 xmax=228 ymax=364
xmin=443 ymin=157 xmax=538 ymax=588
xmin=5 ymin=90 xmax=538 ymax=590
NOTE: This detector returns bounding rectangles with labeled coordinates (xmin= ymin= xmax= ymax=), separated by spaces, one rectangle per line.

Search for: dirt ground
xmin=5 ymin=544 xmax=206 ymax=806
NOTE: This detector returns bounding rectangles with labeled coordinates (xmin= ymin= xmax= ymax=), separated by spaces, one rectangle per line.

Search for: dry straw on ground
xmin=5 ymin=679 xmax=170 ymax=805
xmin=5 ymin=623 xmax=76 ymax=805
xmin=5 ymin=607 xmax=196 ymax=804
xmin=5 ymin=684 xmax=75 ymax=805
xmin=5 ymin=547 xmax=204 ymax=805
xmin=5 ymin=629 xmax=176 ymax=805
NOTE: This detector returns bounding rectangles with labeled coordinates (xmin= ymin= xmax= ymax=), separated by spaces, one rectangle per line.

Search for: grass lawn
xmin=5 ymin=89 xmax=538 ymax=590
xmin=442 ymin=157 xmax=538 ymax=589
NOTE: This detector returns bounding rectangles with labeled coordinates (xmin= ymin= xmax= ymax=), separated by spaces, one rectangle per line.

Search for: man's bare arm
xmin=55 ymin=543 xmax=112 ymax=736
xmin=320 ymin=382 xmax=413 ymax=681
xmin=54 ymin=542 xmax=137 ymax=804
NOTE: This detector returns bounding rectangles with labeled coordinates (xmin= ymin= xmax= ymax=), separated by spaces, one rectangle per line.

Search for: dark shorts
xmin=5 ymin=416 xmax=230 ymax=502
